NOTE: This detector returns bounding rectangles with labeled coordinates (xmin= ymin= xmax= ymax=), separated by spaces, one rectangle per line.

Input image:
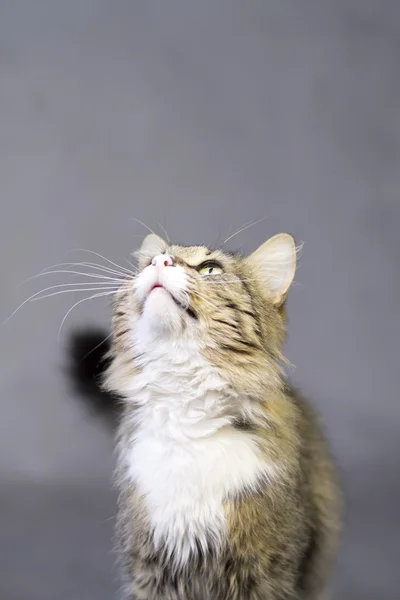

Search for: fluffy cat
xmin=69 ymin=232 xmax=342 ymax=600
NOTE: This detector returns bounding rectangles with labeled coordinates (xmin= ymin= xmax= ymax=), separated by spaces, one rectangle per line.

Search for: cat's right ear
xmin=136 ymin=234 xmax=168 ymax=270
xmin=248 ymin=233 xmax=297 ymax=306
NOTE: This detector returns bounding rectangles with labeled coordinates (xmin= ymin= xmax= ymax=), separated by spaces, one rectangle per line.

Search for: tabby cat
xmin=70 ymin=232 xmax=342 ymax=600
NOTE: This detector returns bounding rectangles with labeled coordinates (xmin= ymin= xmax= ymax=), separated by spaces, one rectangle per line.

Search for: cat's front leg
xmin=121 ymin=554 xmax=188 ymax=600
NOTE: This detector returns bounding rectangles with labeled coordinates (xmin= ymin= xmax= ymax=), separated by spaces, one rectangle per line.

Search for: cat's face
xmin=111 ymin=233 xmax=297 ymax=390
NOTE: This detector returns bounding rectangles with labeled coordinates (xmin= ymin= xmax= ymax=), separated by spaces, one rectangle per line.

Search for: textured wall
xmin=1 ymin=1 xmax=399 ymax=598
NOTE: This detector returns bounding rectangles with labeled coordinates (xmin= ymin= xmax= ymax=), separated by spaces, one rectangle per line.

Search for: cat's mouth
xmin=148 ymin=284 xmax=197 ymax=319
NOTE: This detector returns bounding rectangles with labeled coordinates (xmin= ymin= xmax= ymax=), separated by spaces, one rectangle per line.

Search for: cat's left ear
xmin=248 ymin=233 xmax=297 ymax=306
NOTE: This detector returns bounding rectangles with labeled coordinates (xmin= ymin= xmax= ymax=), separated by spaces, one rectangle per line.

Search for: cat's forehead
xmin=168 ymin=244 xmax=237 ymax=266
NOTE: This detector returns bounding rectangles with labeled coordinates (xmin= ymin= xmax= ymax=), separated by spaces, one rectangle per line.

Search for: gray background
xmin=1 ymin=1 xmax=399 ymax=598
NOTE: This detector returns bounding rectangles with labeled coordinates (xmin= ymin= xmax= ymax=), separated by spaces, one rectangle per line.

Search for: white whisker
xmin=80 ymin=331 xmax=114 ymax=361
xmin=58 ymin=290 xmax=120 ymax=341
xmin=222 ymin=216 xmax=269 ymax=247
xmin=200 ymin=277 xmax=302 ymax=289
xmin=201 ymin=279 xmax=277 ymax=285
xmin=157 ymin=221 xmax=171 ymax=244
xmin=29 ymin=269 xmax=128 ymax=283
xmin=124 ymin=258 xmax=139 ymax=272
xmin=189 ymin=289 xmax=215 ymax=309
xmin=70 ymin=249 xmax=135 ymax=275
xmin=41 ymin=261 xmax=136 ymax=277
xmin=19 ymin=262 xmax=130 ymax=289
xmin=32 ymin=286 xmax=122 ymax=301
xmin=39 ymin=281 xmax=121 ymax=290
xmin=3 ymin=282 xmax=124 ymax=326
xmin=131 ymin=218 xmax=157 ymax=237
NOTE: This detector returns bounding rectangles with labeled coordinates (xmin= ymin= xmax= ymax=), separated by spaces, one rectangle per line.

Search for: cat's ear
xmin=136 ymin=234 xmax=168 ymax=270
xmin=248 ymin=233 xmax=297 ymax=306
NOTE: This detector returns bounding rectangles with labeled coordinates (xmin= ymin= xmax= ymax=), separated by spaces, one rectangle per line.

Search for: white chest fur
xmin=120 ymin=335 xmax=276 ymax=566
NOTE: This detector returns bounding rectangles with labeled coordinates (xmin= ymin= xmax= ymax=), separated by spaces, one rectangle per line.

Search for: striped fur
xmin=94 ymin=234 xmax=342 ymax=600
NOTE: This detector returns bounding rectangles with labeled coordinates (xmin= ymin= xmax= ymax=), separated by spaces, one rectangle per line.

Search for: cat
xmin=69 ymin=232 xmax=342 ymax=600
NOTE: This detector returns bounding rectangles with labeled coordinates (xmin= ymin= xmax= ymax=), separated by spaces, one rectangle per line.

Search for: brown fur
xmin=103 ymin=238 xmax=342 ymax=599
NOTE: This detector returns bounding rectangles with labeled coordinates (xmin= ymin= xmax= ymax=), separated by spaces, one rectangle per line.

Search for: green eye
xmin=197 ymin=261 xmax=223 ymax=276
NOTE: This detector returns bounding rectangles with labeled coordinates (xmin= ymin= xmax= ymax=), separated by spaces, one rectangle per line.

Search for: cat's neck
xmin=125 ymin=332 xmax=236 ymax=441
xmin=118 ymin=329 xmax=279 ymax=566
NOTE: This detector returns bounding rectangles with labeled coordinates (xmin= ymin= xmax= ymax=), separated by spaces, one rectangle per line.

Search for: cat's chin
xmin=140 ymin=287 xmax=183 ymax=335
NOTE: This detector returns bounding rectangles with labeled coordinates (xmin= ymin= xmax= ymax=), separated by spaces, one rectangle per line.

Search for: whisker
xmin=157 ymin=221 xmax=170 ymax=243
xmin=131 ymin=218 xmax=157 ymax=237
xmin=201 ymin=278 xmax=285 ymax=285
xmin=19 ymin=262 xmax=130 ymax=289
xmin=80 ymin=331 xmax=114 ymax=362
xmin=32 ymin=286 xmax=122 ymax=301
xmin=189 ymin=289 xmax=210 ymax=301
xmin=200 ymin=277 xmax=302 ymax=290
xmin=200 ymin=279 xmax=255 ymax=285
xmin=204 ymin=280 xmax=303 ymax=289
xmin=28 ymin=269 xmax=128 ymax=283
xmin=225 ymin=222 xmax=233 ymax=243
xmin=32 ymin=282 xmax=121 ymax=291
xmin=3 ymin=282 xmax=124 ymax=326
xmin=34 ymin=282 xmax=122 ymax=292
xmin=58 ymin=290 xmax=120 ymax=342
xmin=124 ymin=258 xmax=138 ymax=272
xmin=188 ymin=289 xmax=215 ymax=309
xmin=222 ymin=215 xmax=269 ymax=247
xmin=41 ymin=261 xmax=136 ymax=278
xmin=70 ymin=249 xmax=135 ymax=276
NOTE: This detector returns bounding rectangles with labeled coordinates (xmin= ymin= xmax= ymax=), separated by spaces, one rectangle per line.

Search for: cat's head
xmin=109 ymin=233 xmax=298 ymax=394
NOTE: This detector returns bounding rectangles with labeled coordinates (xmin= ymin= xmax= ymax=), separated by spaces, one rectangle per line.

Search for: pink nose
xmin=151 ymin=254 xmax=174 ymax=268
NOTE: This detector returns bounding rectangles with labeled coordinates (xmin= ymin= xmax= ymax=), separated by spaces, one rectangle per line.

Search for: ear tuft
xmin=135 ymin=234 xmax=167 ymax=270
xmin=249 ymin=233 xmax=297 ymax=305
